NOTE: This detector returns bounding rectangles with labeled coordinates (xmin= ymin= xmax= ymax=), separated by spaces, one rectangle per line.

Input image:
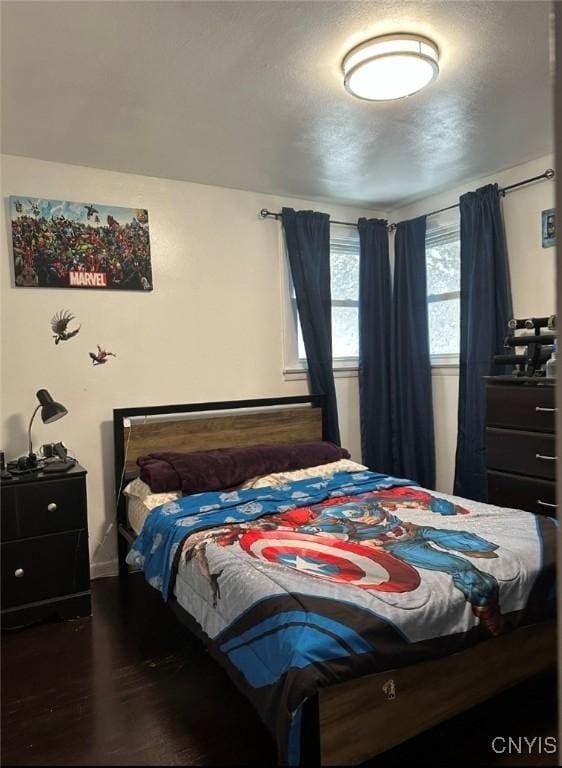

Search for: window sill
xmin=284 ymin=358 xmax=458 ymax=381
xmin=285 ymin=363 xmax=458 ymax=381
xmin=431 ymin=355 xmax=459 ymax=376
xmin=283 ymin=365 xmax=358 ymax=381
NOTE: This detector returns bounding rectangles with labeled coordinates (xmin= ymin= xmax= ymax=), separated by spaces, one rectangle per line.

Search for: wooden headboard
xmin=121 ymin=404 xmax=323 ymax=473
xmin=113 ymin=395 xmax=327 ymax=556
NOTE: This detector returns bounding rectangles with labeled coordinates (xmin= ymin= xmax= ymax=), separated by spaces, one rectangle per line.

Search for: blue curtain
xmin=454 ymin=184 xmax=512 ymax=501
xmin=392 ymin=216 xmax=435 ymax=488
xmin=358 ymin=218 xmax=393 ymax=473
xmin=282 ymin=207 xmax=341 ymax=444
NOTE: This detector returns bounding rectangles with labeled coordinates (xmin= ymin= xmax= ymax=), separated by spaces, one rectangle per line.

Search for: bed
xmin=114 ymin=395 xmax=557 ymax=766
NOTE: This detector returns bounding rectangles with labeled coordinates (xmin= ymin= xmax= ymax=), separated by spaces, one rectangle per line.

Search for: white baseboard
xmin=90 ymin=559 xmax=119 ymax=580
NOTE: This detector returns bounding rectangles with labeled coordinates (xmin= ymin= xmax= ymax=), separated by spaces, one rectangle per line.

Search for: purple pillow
xmin=137 ymin=441 xmax=350 ymax=494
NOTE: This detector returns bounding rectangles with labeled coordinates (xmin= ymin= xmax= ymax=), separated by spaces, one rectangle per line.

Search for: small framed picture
xmin=542 ymin=208 xmax=556 ymax=248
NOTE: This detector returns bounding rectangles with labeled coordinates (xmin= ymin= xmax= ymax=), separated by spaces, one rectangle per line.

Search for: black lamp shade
xmin=36 ymin=389 xmax=68 ymax=424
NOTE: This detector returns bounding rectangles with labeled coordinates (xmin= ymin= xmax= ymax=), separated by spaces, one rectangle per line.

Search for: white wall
xmin=0 ymin=154 xmax=383 ymax=577
xmin=2 ymin=152 xmax=554 ymax=574
xmin=391 ymin=154 xmax=556 ymax=493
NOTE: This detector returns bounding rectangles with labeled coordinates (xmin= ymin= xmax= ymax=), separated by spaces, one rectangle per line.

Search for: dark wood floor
xmin=1 ymin=574 xmax=558 ymax=766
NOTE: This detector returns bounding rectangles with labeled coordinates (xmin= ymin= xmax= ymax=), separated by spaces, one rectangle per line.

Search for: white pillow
xmin=123 ymin=477 xmax=180 ymax=510
xmin=239 ymin=458 xmax=367 ymax=489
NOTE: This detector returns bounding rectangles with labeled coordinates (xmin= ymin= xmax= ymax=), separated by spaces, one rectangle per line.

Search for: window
xmin=284 ymin=214 xmax=461 ymax=372
xmin=289 ymin=232 xmax=360 ymax=367
xmin=425 ymin=210 xmax=461 ymax=362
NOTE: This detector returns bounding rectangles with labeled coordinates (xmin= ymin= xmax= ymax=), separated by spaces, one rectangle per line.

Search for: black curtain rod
xmin=259 ymin=168 xmax=556 ymax=232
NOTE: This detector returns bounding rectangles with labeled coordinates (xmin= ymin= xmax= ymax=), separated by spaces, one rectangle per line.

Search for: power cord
xmin=92 ymin=421 xmax=133 ymax=563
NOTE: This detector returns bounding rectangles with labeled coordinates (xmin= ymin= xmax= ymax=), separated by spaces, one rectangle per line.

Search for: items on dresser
xmin=486 ymin=379 xmax=556 ymax=516
xmin=0 ymin=451 xmax=12 ymax=480
xmin=545 ymin=342 xmax=557 ymax=378
xmin=41 ymin=442 xmax=76 ymax=473
xmin=495 ymin=315 xmax=556 ymax=377
xmin=1 ymin=464 xmax=90 ymax=629
xmin=12 ymin=389 xmax=69 ymax=474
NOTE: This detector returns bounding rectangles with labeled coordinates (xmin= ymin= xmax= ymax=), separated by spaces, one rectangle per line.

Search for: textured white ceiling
xmin=1 ymin=1 xmax=553 ymax=207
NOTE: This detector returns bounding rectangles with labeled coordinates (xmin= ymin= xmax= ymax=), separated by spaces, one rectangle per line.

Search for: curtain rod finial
xmin=259 ymin=208 xmax=270 ymax=219
xmin=545 ymin=168 xmax=555 ymax=180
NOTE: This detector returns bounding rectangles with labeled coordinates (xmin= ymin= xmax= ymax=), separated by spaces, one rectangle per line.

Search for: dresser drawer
xmin=487 ymin=471 xmax=557 ymax=515
xmin=1 ymin=476 xmax=86 ymax=541
xmin=486 ymin=384 xmax=555 ymax=432
xmin=486 ymin=428 xmax=557 ymax=479
xmin=1 ymin=529 xmax=90 ymax=609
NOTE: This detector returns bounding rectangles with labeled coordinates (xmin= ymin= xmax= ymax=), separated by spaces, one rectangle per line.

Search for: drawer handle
xmin=537 ymin=500 xmax=558 ymax=509
xmin=535 ymin=406 xmax=557 ymax=413
xmin=536 ymin=454 xmax=557 ymax=462
xmin=47 ymin=502 xmax=57 ymax=512
xmin=14 ymin=568 xmax=24 ymax=578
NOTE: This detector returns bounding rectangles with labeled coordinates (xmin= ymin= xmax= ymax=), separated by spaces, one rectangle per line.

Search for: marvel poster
xmin=10 ymin=196 xmax=153 ymax=290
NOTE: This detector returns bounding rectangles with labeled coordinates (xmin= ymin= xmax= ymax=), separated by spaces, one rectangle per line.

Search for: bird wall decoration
xmin=51 ymin=310 xmax=81 ymax=344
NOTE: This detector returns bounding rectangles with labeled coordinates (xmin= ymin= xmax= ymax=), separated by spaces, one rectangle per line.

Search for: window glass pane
xmin=296 ymin=305 xmax=359 ymax=360
xmin=289 ymin=235 xmax=360 ymax=363
xmin=332 ymin=305 xmax=359 ymax=358
xmin=297 ymin=312 xmax=306 ymax=360
xmin=331 ymin=249 xmax=359 ymax=301
xmin=428 ymin=298 xmax=460 ymax=356
xmin=426 ymin=238 xmax=460 ymax=296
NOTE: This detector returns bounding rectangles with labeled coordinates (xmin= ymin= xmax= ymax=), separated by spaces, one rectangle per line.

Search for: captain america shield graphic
xmin=239 ymin=531 xmax=420 ymax=592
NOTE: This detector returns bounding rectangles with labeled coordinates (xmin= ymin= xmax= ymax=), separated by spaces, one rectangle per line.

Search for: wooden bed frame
xmin=113 ymin=395 xmax=327 ymax=573
xmin=113 ymin=395 xmax=557 ymax=766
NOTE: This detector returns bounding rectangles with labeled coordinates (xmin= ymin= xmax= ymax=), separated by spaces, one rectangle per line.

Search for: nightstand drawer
xmin=1 ymin=477 xmax=86 ymax=541
xmin=486 ymin=428 xmax=557 ymax=480
xmin=486 ymin=384 xmax=555 ymax=433
xmin=1 ymin=530 xmax=90 ymax=608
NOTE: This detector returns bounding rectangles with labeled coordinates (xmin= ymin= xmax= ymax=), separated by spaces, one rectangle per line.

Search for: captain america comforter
xmin=127 ymin=470 xmax=557 ymax=765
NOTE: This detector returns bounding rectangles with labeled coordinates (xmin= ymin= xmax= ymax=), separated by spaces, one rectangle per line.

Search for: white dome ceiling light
xmin=342 ymin=33 xmax=439 ymax=101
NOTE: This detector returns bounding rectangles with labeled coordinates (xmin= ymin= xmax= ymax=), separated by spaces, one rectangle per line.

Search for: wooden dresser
xmin=486 ymin=378 xmax=556 ymax=516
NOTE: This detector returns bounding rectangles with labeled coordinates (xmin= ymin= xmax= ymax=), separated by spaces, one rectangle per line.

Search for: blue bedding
xmin=128 ymin=470 xmax=557 ymax=765
xmin=129 ymin=470 xmax=415 ymax=598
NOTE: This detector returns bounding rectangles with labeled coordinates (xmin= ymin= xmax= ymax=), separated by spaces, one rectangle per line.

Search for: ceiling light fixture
xmin=342 ymin=33 xmax=439 ymax=101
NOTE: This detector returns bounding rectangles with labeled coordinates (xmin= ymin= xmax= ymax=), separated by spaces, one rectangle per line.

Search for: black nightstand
xmin=1 ymin=464 xmax=91 ymax=629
